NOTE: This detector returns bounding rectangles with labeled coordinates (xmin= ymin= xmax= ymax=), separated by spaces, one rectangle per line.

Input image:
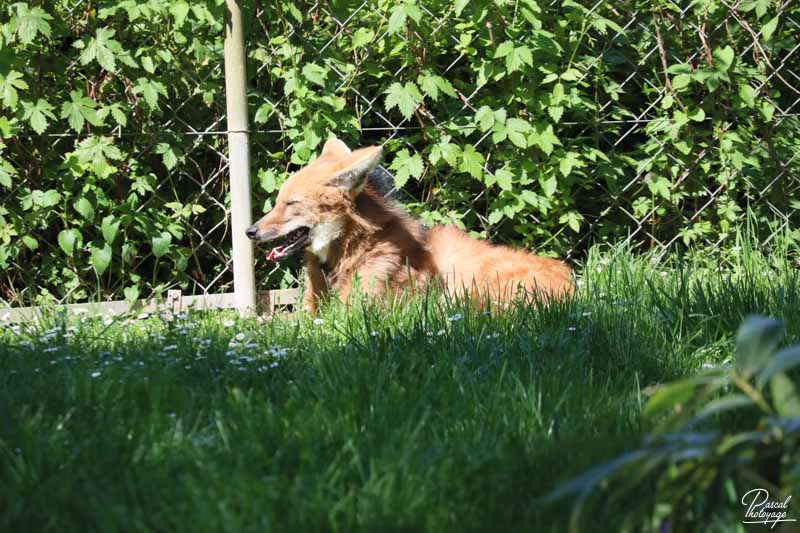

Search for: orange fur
xmin=247 ymin=138 xmax=573 ymax=312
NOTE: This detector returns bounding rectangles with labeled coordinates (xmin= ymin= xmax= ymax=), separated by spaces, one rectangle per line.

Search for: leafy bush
xmin=547 ymin=315 xmax=800 ymax=532
xmin=1 ymin=0 xmax=799 ymax=305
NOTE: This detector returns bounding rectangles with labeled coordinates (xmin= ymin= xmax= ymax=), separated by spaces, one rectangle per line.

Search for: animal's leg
xmin=303 ymin=253 xmax=328 ymax=313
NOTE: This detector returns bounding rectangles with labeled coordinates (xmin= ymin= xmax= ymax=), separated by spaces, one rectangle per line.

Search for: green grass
xmin=1 ymin=245 xmax=799 ymax=532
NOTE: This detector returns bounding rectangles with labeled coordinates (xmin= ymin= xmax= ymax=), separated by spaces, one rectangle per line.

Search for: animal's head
xmin=245 ymin=138 xmax=382 ymax=262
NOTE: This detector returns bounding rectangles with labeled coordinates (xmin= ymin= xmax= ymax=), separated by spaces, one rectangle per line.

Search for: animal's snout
xmin=245 ymin=225 xmax=258 ymax=239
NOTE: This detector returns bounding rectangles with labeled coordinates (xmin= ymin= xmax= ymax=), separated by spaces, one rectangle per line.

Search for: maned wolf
xmin=246 ymin=138 xmax=573 ymax=312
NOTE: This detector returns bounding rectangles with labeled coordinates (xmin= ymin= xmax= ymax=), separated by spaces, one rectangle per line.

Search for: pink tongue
xmin=266 ymin=246 xmax=288 ymax=262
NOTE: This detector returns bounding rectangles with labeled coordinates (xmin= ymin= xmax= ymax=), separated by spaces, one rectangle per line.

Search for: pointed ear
xmin=321 ymin=138 xmax=352 ymax=158
xmin=327 ymin=146 xmax=383 ymax=194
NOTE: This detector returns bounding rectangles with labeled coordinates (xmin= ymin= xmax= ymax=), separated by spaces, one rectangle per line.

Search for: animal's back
xmin=426 ymin=225 xmax=573 ymax=301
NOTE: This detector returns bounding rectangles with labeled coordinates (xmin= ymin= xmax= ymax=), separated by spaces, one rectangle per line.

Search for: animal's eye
xmin=285 ymin=199 xmax=300 ymax=207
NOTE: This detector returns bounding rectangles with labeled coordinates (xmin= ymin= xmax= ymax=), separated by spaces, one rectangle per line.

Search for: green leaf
xmin=770 ymin=373 xmax=800 ymax=417
xmin=548 ymin=105 xmax=564 ymax=123
xmin=539 ymin=175 xmax=557 ymax=197
xmin=60 ymin=90 xmax=101 ymax=133
xmin=506 ymin=45 xmax=533 ymax=73
xmin=170 ymin=1 xmax=191 ymax=28
xmin=110 ymin=105 xmax=127 ymax=127
xmin=385 ymin=82 xmax=422 ymax=120
xmin=494 ymin=41 xmax=515 ymax=59
xmin=762 ymin=15 xmax=779 ymax=42
xmin=101 ymin=215 xmax=120 ymax=244
xmin=506 ymin=118 xmax=531 ymax=148
xmin=74 ymin=136 xmax=123 ymax=176
xmin=757 ymin=346 xmax=800 ymax=388
xmin=74 ymin=197 xmax=95 ymax=221
xmin=0 ymin=71 xmax=29 ymax=109
xmin=430 ymin=141 xmax=460 ymax=168
xmin=21 ymin=235 xmax=38 ymax=250
xmin=90 ymin=243 xmax=113 ymax=275
xmin=80 ymin=28 xmax=123 ymax=72
xmin=736 ymin=315 xmax=784 ymax=374
xmin=738 ymin=83 xmax=757 ymax=107
xmin=152 ymin=232 xmax=172 ymax=259
xmin=123 ymin=285 xmax=140 ymax=302
xmin=713 ymin=46 xmax=735 ymax=72
xmin=156 ymin=143 xmax=178 ymax=170
xmin=12 ymin=4 xmax=53 ymax=44
xmin=739 ymin=0 xmax=770 ymax=19
xmin=133 ymin=78 xmax=168 ymax=110
xmin=559 ymin=152 xmax=582 ymax=178
xmin=352 ymin=28 xmax=375 ymax=48
xmin=520 ymin=190 xmax=539 ymax=206
xmin=559 ymin=211 xmax=583 ymax=233
xmin=494 ymin=167 xmax=513 ymax=191
xmin=21 ymin=99 xmax=56 ymax=134
xmin=388 ymin=4 xmax=417 ymax=34
xmin=302 ymin=63 xmax=328 ymax=86
xmin=530 ymin=123 xmax=560 ymax=155
xmin=58 ymin=229 xmax=82 ymax=255
xmin=141 ymin=56 xmax=156 ymax=74
xmin=389 ymin=149 xmax=424 ymax=189
xmin=643 ymin=378 xmax=697 ymax=417
xmin=29 ymin=189 xmax=60 ymax=208
xmin=418 ymin=73 xmax=455 ymax=102
xmin=454 ymin=0 xmax=469 ymax=16
xmin=259 ymin=169 xmax=278 ymax=193
xmin=672 ymin=74 xmax=691 ymax=91
xmin=475 ymin=106 xmax=495 ymax=132
xmin=0 ymin=158 xmax=15 ymax=188
xmin=488 ymin=209 xmax=503 ymax=225
xmin=688 ymin=107 xmax=706 ymax=122
xmin=459 ymin=145 xmax=485 ymax=180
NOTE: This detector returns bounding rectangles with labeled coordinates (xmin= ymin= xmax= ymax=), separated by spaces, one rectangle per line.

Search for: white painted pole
xmin=223 ymin=0 xmax=257 ymax=313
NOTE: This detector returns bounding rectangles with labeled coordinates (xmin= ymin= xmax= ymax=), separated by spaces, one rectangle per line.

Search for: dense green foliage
xmin=549 ymin=315 xmax=800 ymax=532
xmin=1 ymin=0 xmax=799 ymax=304
xmin=2 ymin=247 xmax=798 ymax=531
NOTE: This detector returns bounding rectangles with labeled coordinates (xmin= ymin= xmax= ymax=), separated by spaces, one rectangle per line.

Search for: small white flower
xmin=91 ymin=371 xmax=101 ymax=378
xmin=447 ymin=313 xmax=463 ymax=322
xmin=313 ymin=318 xmax=325 ymax=325
xmin=436 ymin=329 xmax=446 ymax=336
xmin=568 ymin=326 xmax=577 ymax=332
xmin=223 ymin=319 xmax=235 ymax=328
xmin=659 ymin=271 xmax=668 ymax=278
xmin=137 ymin=312 xmax=149 ymax=320
xmin=235 ymin=332 xmax=246 ymax=341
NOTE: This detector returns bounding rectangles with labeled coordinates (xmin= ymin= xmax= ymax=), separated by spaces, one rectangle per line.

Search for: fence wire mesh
xmin=248 ymin=0 xmax=800 ymax=267
xmin=1 ymin=0 xmax=799 ymax=307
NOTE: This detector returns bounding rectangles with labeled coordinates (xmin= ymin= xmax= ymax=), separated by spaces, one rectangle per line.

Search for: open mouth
xmin=265 ymin=227 xmax=311 ymax=262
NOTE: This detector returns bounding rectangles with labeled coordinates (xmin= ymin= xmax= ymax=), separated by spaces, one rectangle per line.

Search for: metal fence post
xmin=223 ymin=0 xmax=257 ymax=313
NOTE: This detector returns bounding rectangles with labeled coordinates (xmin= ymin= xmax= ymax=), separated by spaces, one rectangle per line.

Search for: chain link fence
xmin=2 ymin=0 xmax=798 ymax=308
